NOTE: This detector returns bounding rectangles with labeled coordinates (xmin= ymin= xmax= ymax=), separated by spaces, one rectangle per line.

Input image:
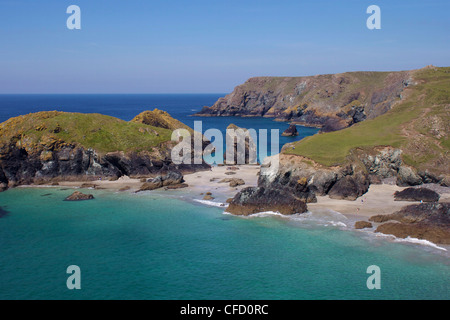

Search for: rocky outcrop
xmin=0 ymin=111 xmax=211 ymax=192
xmin=224 ymin=124 xmax=257 ymax=165
xmin=131 ymin=108 xmax=193 ymax=133
xmin=370 ymin=202 xmax=450 ymax=244
xmin=282 ymin=124 xmax=299 ymax=137
xmin=355 ymin=221 xmax=373 ymax=229
xmin=394 ymin=188 xmax=440 ymax=202
xmin=64 ymin=191 xmax=94 ymax=201
xmin=196 ymin=71 xmax=411 ymax=132
xmin=139 ymin=171 xmax=184 ymax=191
xmin=328 ymin=173 xmax=370 ymax=201
xmin=226 ymin=187 xmax=307 ymax=216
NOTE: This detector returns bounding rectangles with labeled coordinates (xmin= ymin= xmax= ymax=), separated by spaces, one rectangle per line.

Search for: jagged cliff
xmin=0 ymin=110 xmax=210 ymax=191
xmin=227 ymin=66 xmax=450 ymax=217
xmin=196 ymin=70 xmax=412 ymax=131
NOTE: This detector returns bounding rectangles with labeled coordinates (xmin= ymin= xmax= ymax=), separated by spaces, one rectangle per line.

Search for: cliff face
xmin=228 ymin=66 xmax=449 ymax=215
xmin=197 ymin=70 xmax=411 ymax=131
xmin=0 ymin=110 xmax=209 ymax=190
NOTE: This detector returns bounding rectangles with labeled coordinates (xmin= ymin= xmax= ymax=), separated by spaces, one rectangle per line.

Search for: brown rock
xmin=64 ymin=191 xmax=94 ymax=201
xmin=394 ymin=187 xmax=440 ymax=202
xmin=355 ymin=221 xmax=373 ymax=229
xmin=165 ymin=183 xmax=189 ymax=190
xmin=226 ymin=187 xmax=307 ymax=216
xmin=370 ymin=202 xmax=450 ymax=244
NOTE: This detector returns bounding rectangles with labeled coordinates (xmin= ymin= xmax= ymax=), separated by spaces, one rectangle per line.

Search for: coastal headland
xmin=1 ymin=66 xmax=449 ymax=245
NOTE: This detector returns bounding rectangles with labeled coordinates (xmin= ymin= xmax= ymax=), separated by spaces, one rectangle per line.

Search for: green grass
xmin=285 ymin=67 xmax=450 ymax=168
xmin=0 ymin=112 xmax=173 ymax=154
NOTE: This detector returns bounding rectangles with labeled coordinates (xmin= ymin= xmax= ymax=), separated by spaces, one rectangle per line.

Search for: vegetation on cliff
xmin=0 ymin=111 xmax=173 ymax=155
xmin=0 ymin=110 xmax=209 ymax=189
xmin=284 ymin=66 xmax=449 ymax=178
xmin=196 ymin=69 xmax=411 ymax=131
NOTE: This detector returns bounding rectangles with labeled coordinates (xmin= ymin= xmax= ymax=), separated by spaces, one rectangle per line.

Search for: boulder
xmin=64 ymin=191 xmax=94 ymax=201
xmin=355 ymin=221 xmax=373 ymax=229
xmin=226 ymin=187 xmax=308 ymax=216
xmin=282 ymin=124 xmax=299 ymax=137
xmin=219 ymin=178 xmax=245 ymax=188
xmin=328 ymin=173 xmax=369 ymax=201
xmin=203 ymin=194 xmax=215 ymax=201
xmin=397 ymin=166 xmax=422 ymax=186
xmin=394 ymin=187 xmax=440 ymax=202
xmin=139 ymin=171 xmax=184 ymax=192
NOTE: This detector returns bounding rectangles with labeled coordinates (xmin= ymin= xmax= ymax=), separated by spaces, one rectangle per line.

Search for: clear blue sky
xmin=0 ymin=0 xmax=449 ymax=93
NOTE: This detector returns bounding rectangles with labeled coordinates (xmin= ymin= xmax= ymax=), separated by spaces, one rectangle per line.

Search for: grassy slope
xmin=284 ymin=67 xmax=450 ymax=173
xmin=0 ymin=111 xmax=173 ymax=154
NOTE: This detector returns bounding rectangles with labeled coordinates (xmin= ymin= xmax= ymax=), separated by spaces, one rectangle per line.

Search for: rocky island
xmin=0 ymin=109 xmax=210 ymax=192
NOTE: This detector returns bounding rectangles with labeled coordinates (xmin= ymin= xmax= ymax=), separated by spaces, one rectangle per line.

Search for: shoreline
xmin=14 ymin=165 xmax=450 ymax=254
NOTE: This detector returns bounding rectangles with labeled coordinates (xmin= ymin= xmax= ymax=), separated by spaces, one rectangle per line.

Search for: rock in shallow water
xmin=64 ymin=191 xmax=94 ymax=201
xmin=355 ymin=221 xmax=373 ymax=229
xmin=282 ymin=124 xmax=299 ymax=137
xmin=370 ymin=202 xmax=450 ymax=244
xmin=226 ymin=187 xmax=307 ymax=216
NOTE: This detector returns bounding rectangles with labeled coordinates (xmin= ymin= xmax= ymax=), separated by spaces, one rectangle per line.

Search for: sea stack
xmin=282 ymin=124 xmax=299 ymax=137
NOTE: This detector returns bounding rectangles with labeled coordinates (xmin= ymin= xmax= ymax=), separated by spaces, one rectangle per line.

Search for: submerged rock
xmin=370 ymin=202 xmax=450 ymax=244
xmin=226 ymin=187 xmax=307 ymax=216
xmin=64 ymin=191 xmax=94 ymax=201
xmin=0 ymin=206 xmax=9 ymax=218
xmin=394 ymin=187 xmax=440 ymax=202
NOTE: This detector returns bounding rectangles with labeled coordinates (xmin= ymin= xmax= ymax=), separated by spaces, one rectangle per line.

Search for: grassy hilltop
xmin=0 ymin=111 xmax=174 ymax=155
xmin=285 ymin=66 xmax=450 ymax=176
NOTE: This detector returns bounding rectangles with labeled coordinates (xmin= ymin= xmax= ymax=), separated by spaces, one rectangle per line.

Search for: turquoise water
xmin=0 ymin=188 xmax=449 ymax=300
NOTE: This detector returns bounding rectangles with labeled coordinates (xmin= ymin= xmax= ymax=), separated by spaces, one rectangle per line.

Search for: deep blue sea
xmin=0 ymin=94 xmax=449 ymax=300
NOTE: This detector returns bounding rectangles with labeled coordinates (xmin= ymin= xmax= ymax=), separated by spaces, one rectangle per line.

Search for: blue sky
xmin=0 ymin=0 xmax=449 ymax=93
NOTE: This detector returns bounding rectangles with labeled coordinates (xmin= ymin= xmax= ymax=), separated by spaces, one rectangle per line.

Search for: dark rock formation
xmin=64 ymin=191 xmax=94 ymax=201
xmin=355 ymin=221 xmax=373 ymax=229
xmin=224 ymin=124 xmax=257 ymax=165
xmin=0 ymin=111 xmax=211 ymax=192
xmin=328 ymin=173 xmax=370 ymax=201
xmin=394 ymin=187 xmax=440 ymax=202
xmin=139 ymin=171 xmax=184 ymax=192
xmin=282 ymin=124 xmax=299 ymax=137
xmin=195 ymin=71 xmax=411 ymax=131
xmin=226 ymin=187 xmax=308 ymax=216
xmin=370 ymin=202 xmax=450 ymax=244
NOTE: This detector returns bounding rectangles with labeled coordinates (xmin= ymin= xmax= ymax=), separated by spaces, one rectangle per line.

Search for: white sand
xmin=56 ymin=167 xmax=449 ymax=221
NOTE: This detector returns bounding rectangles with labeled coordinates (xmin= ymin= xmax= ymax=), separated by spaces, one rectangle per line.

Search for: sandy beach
xmin=54 ymin=166 xmax=449 ymax=223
